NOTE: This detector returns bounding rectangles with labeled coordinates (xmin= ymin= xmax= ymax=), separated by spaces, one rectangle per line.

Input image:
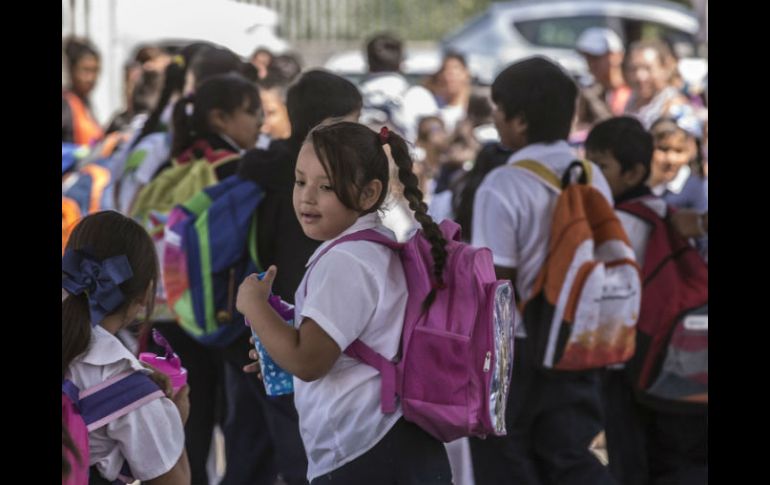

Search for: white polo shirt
xmin=67 ymin=325 xmax=185 ymax=481
xmin=293 ymin=212 xmax=407 ymax=481
xmin=471 ymin=141 xmax=614 ymax=337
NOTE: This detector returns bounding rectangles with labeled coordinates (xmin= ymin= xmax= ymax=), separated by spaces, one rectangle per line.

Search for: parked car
xmin=441 ymin=0 xmax=703 ymax=84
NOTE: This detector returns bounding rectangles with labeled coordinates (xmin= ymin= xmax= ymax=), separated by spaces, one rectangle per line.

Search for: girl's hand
xmin=140 ymin=361 xmax=174 ymax=398
xmin=236 ymin=266 xmax=278 ymax=316
xmin=172 ymin=384 xmax=191 ymax=425
xmin=242 ymin=336 xmax=263 ymax=380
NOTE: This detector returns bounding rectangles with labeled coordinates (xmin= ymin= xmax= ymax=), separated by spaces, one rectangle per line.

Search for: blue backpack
xmin=163 ymin=175 xmax=264 ymax=346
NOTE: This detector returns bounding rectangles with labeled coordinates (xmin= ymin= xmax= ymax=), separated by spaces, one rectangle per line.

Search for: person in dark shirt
xmin=238 ymin=69 xmax=363 ymax=303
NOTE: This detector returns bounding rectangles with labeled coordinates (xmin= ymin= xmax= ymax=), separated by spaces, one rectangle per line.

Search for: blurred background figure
xmin=574 ymin=27 xmax=632 ymax=132
xmin=624 ymin=39 xmax=689 ymax=128
xmin=430 ymin=52 xmax=472 ymax=133
xmin=62 ymin=37 xmax=103 ymax=146
xmin=250 ymin=47 xmax=274 ymax=79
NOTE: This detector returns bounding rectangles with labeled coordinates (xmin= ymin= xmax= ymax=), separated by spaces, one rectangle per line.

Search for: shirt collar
xmin=305 ymin=212 xmax=383 ymax=268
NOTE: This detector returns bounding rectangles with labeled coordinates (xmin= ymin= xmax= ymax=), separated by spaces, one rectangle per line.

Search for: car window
xmin=513 ymin=16 xmax=617 ymax=48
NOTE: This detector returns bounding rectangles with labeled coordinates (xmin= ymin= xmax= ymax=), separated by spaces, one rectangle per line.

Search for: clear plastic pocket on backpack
xmin=490 ymin=281 xmax=515 ymax=435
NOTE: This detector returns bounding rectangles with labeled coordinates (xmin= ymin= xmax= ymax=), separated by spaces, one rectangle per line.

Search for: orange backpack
xmin=515 ymin=160 xmax=641 ymax=370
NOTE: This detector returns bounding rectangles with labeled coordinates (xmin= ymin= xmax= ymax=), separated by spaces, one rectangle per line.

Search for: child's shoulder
xmin=70 ymin=326 xmax=148 ymax=387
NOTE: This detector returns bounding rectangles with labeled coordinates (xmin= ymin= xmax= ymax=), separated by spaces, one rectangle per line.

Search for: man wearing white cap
xmin=575 ymin=27 xmax=631 ymax=127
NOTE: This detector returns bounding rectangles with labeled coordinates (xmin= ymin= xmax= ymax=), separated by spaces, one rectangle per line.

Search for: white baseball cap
xmin=576 ymin=27 xmax=624 ymax=56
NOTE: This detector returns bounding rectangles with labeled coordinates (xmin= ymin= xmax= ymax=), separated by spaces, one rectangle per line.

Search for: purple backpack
xmin=310 ymin=219 xmax=516 ymax=442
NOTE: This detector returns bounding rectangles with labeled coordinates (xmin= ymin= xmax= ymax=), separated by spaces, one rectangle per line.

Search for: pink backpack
xmin=62 ymin=390 xmax=89 ymax=485
xmin=309 ymin=219 xmax=516 ymax=442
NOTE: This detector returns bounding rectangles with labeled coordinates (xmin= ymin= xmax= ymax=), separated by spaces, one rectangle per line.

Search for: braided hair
xmin=309 ymin=122 xmax=448 ymax=309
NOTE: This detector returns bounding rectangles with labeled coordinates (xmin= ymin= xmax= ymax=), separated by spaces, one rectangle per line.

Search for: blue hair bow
xmin=62 ymin=248 xmax=134 ymax=325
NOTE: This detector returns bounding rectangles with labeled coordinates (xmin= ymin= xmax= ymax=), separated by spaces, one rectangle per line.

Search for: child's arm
xmin=236 ymin=266 xmax=341 ymax=382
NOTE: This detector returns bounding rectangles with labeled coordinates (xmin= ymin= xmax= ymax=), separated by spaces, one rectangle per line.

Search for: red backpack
xmin=617 ymin=198 xmax=708 ymax=413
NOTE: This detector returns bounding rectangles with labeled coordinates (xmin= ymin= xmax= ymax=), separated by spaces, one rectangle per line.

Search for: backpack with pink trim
xmin=62 ymin=371 xmax=166 ymax=484
xmin=307 ymin=219 xmax=515 ymax=442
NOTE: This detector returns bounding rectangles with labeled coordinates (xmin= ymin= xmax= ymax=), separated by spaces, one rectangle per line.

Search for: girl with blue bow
xmin=62 ymin=210 xmax=191 ymax=485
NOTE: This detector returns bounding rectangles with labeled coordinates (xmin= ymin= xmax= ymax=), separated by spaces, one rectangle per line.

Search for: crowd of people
xmin=62 ymin=23 xmax=707 ymax=485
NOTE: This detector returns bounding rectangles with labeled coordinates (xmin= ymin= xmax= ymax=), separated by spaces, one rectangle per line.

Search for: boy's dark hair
xmin=491 ymin=56 xmax=577 ymax=143
xmin=585 ymin=116 xmax=654 ymax=181
xmin=366 ymin=33 xmax=403 ymax=73
xmin=268 ymin=53 xmax=303 ymax=83
xmin=171 ymin=73 xmax=261 ymax=157
xmin=190 ymin=46 xmax=256 ymax=86
xmin=62 ymin=211 xmax=158 ymax=379
xmin=286 ymin=70 xmax=363 ymax=146
xmin=308 ymin=121 xmax=448 ymax=302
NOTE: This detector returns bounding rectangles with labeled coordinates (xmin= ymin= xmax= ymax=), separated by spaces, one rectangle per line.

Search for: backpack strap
xmin=345 ymin=340 xmax=399 ymax=413
xmin=303 ymin=229 xmax=403 ymax=414
xmin=514 ymin=160 xmax=561 ymax=190
xmin=617 ymin=198 xmax=668 ymax=224
xmin=63 ymin=374 xmax=160 ymax=485
xmin=514 ymin=159 xmax=594 ymax=191
xmin=76 ymin=370 xmax=165 ymax=432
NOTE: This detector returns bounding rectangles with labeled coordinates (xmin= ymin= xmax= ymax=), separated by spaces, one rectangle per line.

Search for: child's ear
xmin=359 ymin=179 xmax=383 ymax=212
xmin=207 ymin=109 xmax=227 ymax=132
xmin=623 ymin=163 xmax=649 ymax=188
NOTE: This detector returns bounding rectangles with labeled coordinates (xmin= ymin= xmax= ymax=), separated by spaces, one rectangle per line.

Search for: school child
xmin=116 ymin=44 xmax=255 ymax=214
xmin=169 ymin=72 xmax=261 ymax=178
xmin=63 ymin=37 xmax=103 ymax=147
xmin=470 ymin=57 xmax=617 ymax=485
xmin=62 ymin=210 xmax=190 ymax=484
xmin=219 ymin=70 xmax=365 ymax=485
xmin=586 ymin=116 xmax=708 ymax=485
xmin=142 ymin=71 xmax=263 ymax=485
xmin=648 ymin=115 xmax=708 ymax=213
xmin=237 ymin=121 xmax=453 ymax=484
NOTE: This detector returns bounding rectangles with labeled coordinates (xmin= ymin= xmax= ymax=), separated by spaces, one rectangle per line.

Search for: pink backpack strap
xmin=303 ymin=229 xmax=402 ymax=298
xmin=303 ymin=228 xmax=403 ymax=414
xmin=345 ymin=340 xmax=399 ymax=413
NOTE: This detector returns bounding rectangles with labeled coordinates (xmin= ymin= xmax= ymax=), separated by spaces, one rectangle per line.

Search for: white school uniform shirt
xmin=471 ymin=141 xmax=614 ymax=338
xmin=293 ymin=212 xmax=407 ymax=481
xmin=67 ymin=325 xmax=185 ymax=481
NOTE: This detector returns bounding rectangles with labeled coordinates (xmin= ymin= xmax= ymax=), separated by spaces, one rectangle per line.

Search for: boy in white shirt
xmin=470 ymin=57 xmax=617 ymax=485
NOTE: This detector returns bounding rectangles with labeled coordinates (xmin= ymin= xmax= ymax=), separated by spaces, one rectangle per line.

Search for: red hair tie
xmin=379 ymin=126 xmax=390 ymax=145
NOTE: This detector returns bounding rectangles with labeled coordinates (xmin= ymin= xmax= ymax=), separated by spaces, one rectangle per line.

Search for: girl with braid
xmin=236 ymin=121 xmax=453 ymax=484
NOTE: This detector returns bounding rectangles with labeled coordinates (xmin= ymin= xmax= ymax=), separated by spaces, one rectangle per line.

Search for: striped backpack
xmin=163 ymin=175 xmax=264 ymax=346
xmin=62 ymin=372 xmax=165 ymax=484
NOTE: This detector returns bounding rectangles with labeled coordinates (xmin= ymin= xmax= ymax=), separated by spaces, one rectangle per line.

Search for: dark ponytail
xmin=130 ymin=59 xmax=186 ymax=150
xmin=170 ymin=93 xmax=196 ymax=158
xmin=309 ymin=122 xmax=447 ymax=309
xmin=130 ymin=42 xmax=213 ymax=150
xmin=387 ymin=131 xmax=448 ymax=308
